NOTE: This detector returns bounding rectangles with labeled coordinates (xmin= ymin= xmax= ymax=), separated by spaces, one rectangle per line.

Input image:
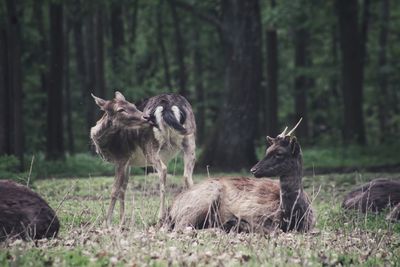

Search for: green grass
xmin=1 ymin=172 xmax=400 ymax=266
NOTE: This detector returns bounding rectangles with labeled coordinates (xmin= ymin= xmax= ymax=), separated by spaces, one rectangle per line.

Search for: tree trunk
xmin=46 ymin=2 xmax=64 ymax=160
xmin=86 ymin=12 xmax=97 ymax=130
xmin=192 ymin=19 xmax=205 ymax=144
xmin=111 ymin=1 xmax=125 ymax=70
xmin=64 ymin=18 xmax=75 ymax=154
xmin=293 ymin=27 xmax=310 ymax=140
xmin=95 ymin=9 xmax=106 ymax=98
xmin=168 ymin=0 xmax=187 ymax=97
xmin=3 ymin=0 xmax=24 ymax=169
xmin=336 ymin=0 xmax=366 ymax=145
xmin=0 ymin=29 xmax=6 ymax=155
xmin=377 ymin=0 xmax=389 ymax=141
xmin=157 ymin=0 xmax=173 ymax=90
xmin=265 ymin=0 xmax=278 ymax=136
xmin=200 ymin=0 xmax=262 ymax=171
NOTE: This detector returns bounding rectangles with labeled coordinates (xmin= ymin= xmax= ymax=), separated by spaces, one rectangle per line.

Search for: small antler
xmin=277 ymin=117 xmax=303 ymax=138
xmin=277 ymin=126 xmax=288 ymax=138
xmin=287 ymin=117 xmax=303 ymax=136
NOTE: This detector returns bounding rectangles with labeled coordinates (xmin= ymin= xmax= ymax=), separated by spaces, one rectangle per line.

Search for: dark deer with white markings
xmin=90 ymin=92 xmax=196 ymax=225
xmin=167 ymin=119 xmax=315 ymax=233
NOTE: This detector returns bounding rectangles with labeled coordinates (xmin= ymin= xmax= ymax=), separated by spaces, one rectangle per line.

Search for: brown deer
xmin=90 ymin=92 xmax=196 ymax=225
xmin=167 ymin=119 xmax=315 ymax=233
xmin=0 ymin=180 xmax=60 ymax=241
xmin=342 ymin=178 xmax=400 ymax=221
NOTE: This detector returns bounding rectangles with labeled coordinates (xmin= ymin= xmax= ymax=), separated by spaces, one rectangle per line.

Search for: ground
xmin=1 ymin=172 xmax=399 ymax=266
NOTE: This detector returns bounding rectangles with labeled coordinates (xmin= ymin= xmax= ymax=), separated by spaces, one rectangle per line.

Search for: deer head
xmin=92 ymin=91 xmax=153 ymax=130
xmin=250 ymin=119 xmax=303 ymax=178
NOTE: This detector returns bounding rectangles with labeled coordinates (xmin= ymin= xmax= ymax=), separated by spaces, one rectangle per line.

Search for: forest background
xmin=1 ymin=0 xmax=400 ymax=178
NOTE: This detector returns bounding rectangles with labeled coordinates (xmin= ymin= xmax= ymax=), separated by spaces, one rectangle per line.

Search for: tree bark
xmin=0 ymin=29 xmax=6 ymax=155
xmin=168 ymin=0 xmax=187 ymax=97
xmin=157 ymin=0 xmax=173 ymax=90
xmin=293 ymin=26 xmax=310 ymax=140
xmin=95 ymin=9 xmax=106 ymax=98
xmin=46 ymin=2 xmax=64 ymax=160
xmin=64 ymin=18 xmax=74 ymax=154
xmin=111 ymin=1 xmax=125 ymax=70
xmin=200 ymin=0 xmax=262 ymax=171
xmin=336 ymin=0 xmax=366 ymax=145
xmin=265 ymin=0 xmax=278 ymax=136
xmin=3 ymin=0 xmax=24 ymax=169
xmin=377 ymin=0 xmax=389 ymax=141
xmin=192 ymin=19 xmax=205 ymax=144
xmin=86 ymin=12 xmax=97 ymax=130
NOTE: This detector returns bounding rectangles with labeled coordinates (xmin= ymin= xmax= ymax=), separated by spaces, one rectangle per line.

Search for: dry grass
xmin=1 ymin=172 xmax=399 ymax=266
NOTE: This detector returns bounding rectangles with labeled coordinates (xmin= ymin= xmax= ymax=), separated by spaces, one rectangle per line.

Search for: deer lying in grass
xmin=342 ymin=178 xmax=400 ymax=221
xmin=167 ymin=119 xmax=315 ymax=233
xmin=90 ymin=92 xmax=196 ymax=225
xmin=0 ymin=180 xmax=60 ymax=240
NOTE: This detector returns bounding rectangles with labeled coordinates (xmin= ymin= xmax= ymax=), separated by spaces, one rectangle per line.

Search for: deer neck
xmin=279 ymin=158 xmax=303 ymax=197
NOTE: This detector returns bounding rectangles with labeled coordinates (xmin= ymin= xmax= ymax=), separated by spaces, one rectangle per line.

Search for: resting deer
xmin=90 ymin=92 xmax=196 ymax=225
xmin=167 ymin=119 xmax=315 ymax=233
xmin=342 ymin=178 xmax=400 ymax=221
xmin=0 ymin=180 xmax=60 ymax=240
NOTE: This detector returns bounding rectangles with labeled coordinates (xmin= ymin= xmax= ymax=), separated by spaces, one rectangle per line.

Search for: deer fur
xmin=167 ymin=124 xmax=315 ymax=233
xmin=0 ymin=180 xmax=60 ymax=240
xmin=90 ymin=92 xmax=196 ymax=225
xmin=342 ymin=178 xmax=400 ymax=221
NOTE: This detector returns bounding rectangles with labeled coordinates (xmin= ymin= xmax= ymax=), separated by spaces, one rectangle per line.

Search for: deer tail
xmin=159 ymin=105 xmax=188 ymax=135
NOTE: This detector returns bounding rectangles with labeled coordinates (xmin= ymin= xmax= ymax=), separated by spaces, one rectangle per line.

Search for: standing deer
xmin=167 ymin=119 xmax=315 ymax=233
xmin=0 ymin=180 xmax=60 ymax=240
xmin=342 ymin=178 xmax=400 ymax=221
xmin=90 ymin=92 xmax=196 ymax=225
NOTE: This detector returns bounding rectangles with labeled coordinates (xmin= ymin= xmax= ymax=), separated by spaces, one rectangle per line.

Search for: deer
xmin=90 ymin=91 xmax=196 ymax=225
xmin=342 ymin=178 xmax=400 ymax=221
xmin=0 ymin=180 xmax=60 ymax=241
xmin=167 ymin=119 xmax=315 ymax=233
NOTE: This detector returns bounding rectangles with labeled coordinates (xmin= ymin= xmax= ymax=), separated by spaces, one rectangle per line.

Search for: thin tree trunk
xmin=168 ymin=0 xmax=187 ymax=97
xmin=111 ymin=1 xmax=125 ymax=70
xmin=266 ymin=0 xmax=278 ymax=136
xmin=72 ymin=0 xmax=90 ymax=136
xmin=336 ymin=0 xmax=366 ymax=145
xmin=95 ymin=9 xmax=106 ymax=98
xmin=377 ymin=0 xmax=389 ymax=141
xmin=200 ymin=0 xmax=262 ymax=171
xmin=192 ymin=19 xmax=205 ymax=144
xmin=46 ymin=2 xmax=64 ymax=160
xmin=4 ymin=0 xmax=24 ymax=169
xmin=86 ymin=13 xmax=96 ymax=130
xmin=294 ymin=27 xmax=310 ymax=140
xmin=0 ymin=28 xmax=6 ymax=155
xmin=157 ymin=0 xmax=173 ymax=90
xmin=64 ymin=19 xmax=75 ymax=154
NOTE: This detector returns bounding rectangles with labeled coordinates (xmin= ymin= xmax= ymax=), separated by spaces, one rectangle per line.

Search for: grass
xmin=1 ymin=172 xmax=400 ymax=266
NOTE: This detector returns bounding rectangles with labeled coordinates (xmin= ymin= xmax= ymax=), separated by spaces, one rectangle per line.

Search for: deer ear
xmin=115 ymin=91 xmax=126 ymax=101
xmin=91 ymin=93 xmax=107 ymax=109
xmin=290 ymin=137 xmax=301 ymax=156
xmin=266 ymin=136 xmax=274 ymax=145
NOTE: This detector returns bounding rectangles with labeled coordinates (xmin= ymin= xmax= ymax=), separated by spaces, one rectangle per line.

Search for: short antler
xmin=277 ymin=117 xmax=303 ymax=138
xmin=277 ymin=127 xmax=288 ymax=138
xmin=287 ymin=117 xmax=302 ymax=136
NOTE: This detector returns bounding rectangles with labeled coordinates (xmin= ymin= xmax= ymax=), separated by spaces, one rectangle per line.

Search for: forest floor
xmin=1 ymin=172 xmax=400 ymax=266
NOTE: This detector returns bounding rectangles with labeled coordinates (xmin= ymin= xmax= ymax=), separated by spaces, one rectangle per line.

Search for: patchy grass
xmin=1 ymin=172 xmax=400 ymax=266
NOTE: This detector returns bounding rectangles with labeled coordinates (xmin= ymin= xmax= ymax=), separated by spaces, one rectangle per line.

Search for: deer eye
xmin=274 ymin=153 xmax=284 ymax=159
xmin=117 ymin=108 xmax=126 ymax=113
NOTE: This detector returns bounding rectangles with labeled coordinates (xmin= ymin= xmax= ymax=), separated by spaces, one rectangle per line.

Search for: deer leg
xmin=119 ymin=166 xmax=130 ymax=226
xmin=182 ymin=134 xmax=195 ymax=188
xmin=106 ymin=162 xmax=128 ymax=225
xmin=153 ymin=156 xmax=168 ymax=222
